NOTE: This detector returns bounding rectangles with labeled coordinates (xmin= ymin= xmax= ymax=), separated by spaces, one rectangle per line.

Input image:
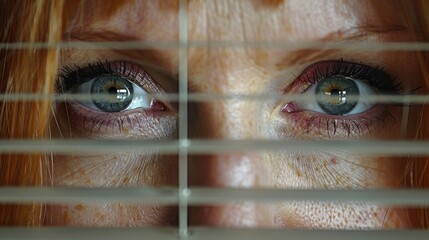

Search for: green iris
xmin=91 ymin=76 xmax=134 ymax=112
xmin=315 ymin=76 xmax=359 ymax=115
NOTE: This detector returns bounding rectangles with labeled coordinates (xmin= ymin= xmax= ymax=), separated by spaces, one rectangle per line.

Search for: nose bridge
xmin=188 ymin=48 xmax=263 ymax=139
xmin=189 ymin=153 xmax=272 ymax=187
xmin=188 ymin=153 xmax=274 ymax=227
xmin=189 ymin=100 xmax=255 ymax=139
xmin=187 ymin=45 xmax=274 ymax=227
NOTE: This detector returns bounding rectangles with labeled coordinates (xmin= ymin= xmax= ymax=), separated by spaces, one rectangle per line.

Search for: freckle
xmin=323 ymin=161 xmax=328 ymax=168
xmin=96 ymin=212 xmax=105 ymax=221
xmin=295 ymin=170 xmax=302 ymax=177
xmin=74 ymin=204 xmax=85 ymax=211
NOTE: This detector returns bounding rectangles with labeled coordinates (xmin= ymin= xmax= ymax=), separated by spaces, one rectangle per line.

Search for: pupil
xmin=109 ymin=87 xmax=117 ymax=95
xmin=331 ymin=89 xmax=340 ymax=97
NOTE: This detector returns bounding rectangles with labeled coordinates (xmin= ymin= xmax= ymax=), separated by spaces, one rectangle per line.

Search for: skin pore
xmin=48 ymin=0 xmax=424 ymax=228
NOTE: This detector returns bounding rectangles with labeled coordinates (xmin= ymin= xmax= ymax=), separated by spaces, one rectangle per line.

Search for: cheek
xmin=276 ymin=202 xmax=408 ymax=229
xmin=270 ymin=152 xmax=405 ymax=189
xmin=52 ymin=153 xmax=178 ymax=187
xmin=45 ymin=204 xmax=178 ymax=227
xmin=269 ymin=151 xmax=407 ymax=229
xmin=47 ymin=153 xmax=178 ymax=226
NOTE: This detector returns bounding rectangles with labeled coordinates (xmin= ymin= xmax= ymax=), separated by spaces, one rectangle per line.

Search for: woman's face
xmin=49 ymin=0 xmax=424 ymax=228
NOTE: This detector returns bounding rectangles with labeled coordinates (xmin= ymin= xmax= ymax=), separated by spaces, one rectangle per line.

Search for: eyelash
xmin=287 ymin=60 xmax=403 ymax=94
xmin=281 ymin=60 xmax=406 ymax=138
xmin=57 ymin=60 xmax=148 ymax=93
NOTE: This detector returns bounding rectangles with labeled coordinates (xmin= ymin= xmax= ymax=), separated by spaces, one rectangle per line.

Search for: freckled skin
xmin=50 ymin=0 xmax=424 ymax=228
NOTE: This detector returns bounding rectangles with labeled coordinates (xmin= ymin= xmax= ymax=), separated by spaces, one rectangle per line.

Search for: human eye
xmin=280 ymin=60 xmax=404 ymax=138
xmin=55 ymin=60 xmax=176 ymax=138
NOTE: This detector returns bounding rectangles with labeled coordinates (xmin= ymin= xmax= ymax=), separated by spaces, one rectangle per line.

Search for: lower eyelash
xmin=55 ymin=101 xmax=176 ymax=138
xmin=283 ymin=106 xmax=397 ymax=138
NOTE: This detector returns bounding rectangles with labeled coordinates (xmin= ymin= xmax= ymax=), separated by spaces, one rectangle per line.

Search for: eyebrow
xmin=64 ymin=30 xmax=178 ymax=75
xmin=253 ymin=0 xmax=285 ymax=9
xmin=65 ymin=23 xmax=416 ymax=72
xmin=323 ymin=24 xmax=412 ymax=40
xmin=64 ymin=30 xmax=168 ymax=43
xmin=276 ymin=24 xmax=417 ymax=68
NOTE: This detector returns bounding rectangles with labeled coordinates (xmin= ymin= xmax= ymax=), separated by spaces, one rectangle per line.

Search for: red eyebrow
xmin=274 ymin=24 xmax=416 ymax=68
xmin=253 ymin=0 xmax=285 ymax=9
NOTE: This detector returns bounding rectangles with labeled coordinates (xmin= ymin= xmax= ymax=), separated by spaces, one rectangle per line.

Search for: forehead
xmin=63 ymin=0 xmax=417 ymax=93
xmin=65 ymin=0 xmax=409 ymax=42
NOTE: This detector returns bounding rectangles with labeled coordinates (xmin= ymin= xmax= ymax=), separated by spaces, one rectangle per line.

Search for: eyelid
xmin=283 ymin=60 xmax=402 ymax=114
xmin=57 ymin=60 xmax=168 ymax=96
xmin=284 ymin=60 xmax=402 ymax=95
xmin=276 ymin=60 xmax=403 ymax=138
xmin=57 ymin=60 xmax=178 ymax=112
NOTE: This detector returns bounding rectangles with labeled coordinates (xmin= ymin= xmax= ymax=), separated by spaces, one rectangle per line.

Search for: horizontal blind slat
xmin=1 ymin=187 xmax=429 ymax=205
xmin=1 ymin=93 xmax=428 ymax=104
xmin=0 ymin=228 xmax=177 ymax=240
xmin=190 ymin=228 xmax=429 ymax=240
xmin=1 ymin=139 xmax=428 ymax=155
xmin=1 ymin=41 xmax=429 ymax=50
xmin=0 ymin=228 xmax=428 ymax=240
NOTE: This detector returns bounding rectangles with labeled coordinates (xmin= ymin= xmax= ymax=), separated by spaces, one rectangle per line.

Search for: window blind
xmin=1 ymin=0 xmax=429 ymax=239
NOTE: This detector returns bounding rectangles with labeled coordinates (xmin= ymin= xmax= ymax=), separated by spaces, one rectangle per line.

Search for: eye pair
xmin=60 ymin=60 xmax=399 ymax=117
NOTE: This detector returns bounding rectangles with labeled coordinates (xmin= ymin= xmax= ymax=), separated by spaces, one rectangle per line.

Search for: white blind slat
xmin=1 ymin=41 xmax=429 ymax=51
xmin=0 ymin=228 xmax=428 ymax=240
xmin=1 ymin=187 xmax=429 ymax=205
xmin=1 ymin=139 xmax=428 ymax=155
